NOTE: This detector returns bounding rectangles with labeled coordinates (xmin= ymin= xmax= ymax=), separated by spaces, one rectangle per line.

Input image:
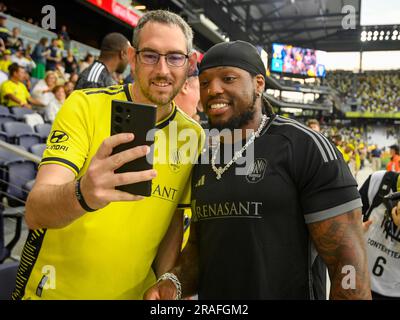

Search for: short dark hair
xmin=332 ymin=134 xmax=342 ymax=142
xmin=8 ymin=63 xmax=21 ymax=76
xmin=390 ymin=144 xmax=399 ymax=154
xmin=100 ymin=33 xmax=129 ymax=53
xmin=132 ymin=10 xmax=193 ymax=53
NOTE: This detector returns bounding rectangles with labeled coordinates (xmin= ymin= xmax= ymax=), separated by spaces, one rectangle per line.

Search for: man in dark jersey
xmin=75 ymin=33 xmax=130 ymax=89
xmin=145 ymin=41 xmax=371 ymax=300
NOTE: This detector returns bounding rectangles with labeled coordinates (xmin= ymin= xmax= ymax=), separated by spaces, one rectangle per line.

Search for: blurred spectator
xmin=11 ymin=47 xmax=36 ymax=72
xmin=174 ymin=65 xmax=200 ymax=119
xmin=55 ymin=33 xmax=64 ymax=51
xmin=371 ymin=145 xmax=382 ymax=171
xmin=306 ymin=118 xmax=320 ymax=132
xmin=31 ymin=37 xmax=50 ymax=79
xmin=63 ymin=80 xmax=74 ymax=97
xmin=54 ymin=61 xmax=67 ymax=85
xmin=0 ymin=2 xmax=7 ymax=13
xmin=0 ymin=14 xmax=9 ymax=43
xmin=45 ymin=85 xmax=66 ymax=122
xmin=0 ymin=48 xmax=11 ymax=73
xmin=59 ymin=25 xmax=70 ymax=42
xmin=0 ymin=63 xmax=43 ymax=108
xmin=75 ymin=33 xmax=130 ymax=89
xmin=25 ymin=43 xmax=33 ymax=55
xmin=79 ymin=53 xmax=94 ymax=73
xmin=63 ymin=50 xmax=78 ymax=74
xmin=0 ymin=68 xmax=6 ymax=86
xmin=32 ymin=70 xmax=58 ymax=106
xmin=387 ymin=145 xmax=400 ymax=172
xmin=46 ymin=38 xmax=61 ymax=71
xmin=69 ymin=71 xmax=78 ymax=85
xmin=7 ymin=27 xmax=24 ymax=53
xmin=59 ymin=25 xmax=70 ymax=50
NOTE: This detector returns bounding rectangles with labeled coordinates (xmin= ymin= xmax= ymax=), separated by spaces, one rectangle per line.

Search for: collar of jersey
xmin=124 ymin=83 xmax=177 ymax=130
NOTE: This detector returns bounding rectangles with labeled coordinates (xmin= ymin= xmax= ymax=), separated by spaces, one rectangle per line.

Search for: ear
xmin=254 ymin=74 xmax=266 ymax=94
xmin=181 ymin=80 xmax=189 ymax=95
xmin=127 ymin=46 xmax=136 ymax=69
xmin=188 ymin=51 xmax=198 ymax=75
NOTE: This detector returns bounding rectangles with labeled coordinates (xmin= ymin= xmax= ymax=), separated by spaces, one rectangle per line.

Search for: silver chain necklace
xmin=211 ymin=114 xmax=268 ymax=180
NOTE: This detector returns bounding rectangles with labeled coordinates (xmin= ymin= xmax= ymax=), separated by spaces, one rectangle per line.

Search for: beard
xmin=208 ymin=90 xmax=257 ymax=131
xmin=116 ymin=61 xmax=128 ymax=74
xmin=134 ymin=68 xmax=186 ymax=106
xmin=138 ymin=77 xmax=184 ymax=106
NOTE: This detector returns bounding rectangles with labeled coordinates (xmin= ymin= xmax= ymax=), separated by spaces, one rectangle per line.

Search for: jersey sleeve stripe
xmin=92 ymin=66 xmax=104 ymax=82
xmin=123 ymin=84 xmax=133 ymax=101
xmin=271 ymin=120 xmax=330 ymax=163
xmin=88 ymin=63 xmax=101 ymax=82
xmin=288 ymin=117 xmax=338 ymax=161
xmin=276 ymin=116 xmax=337 ymax=161
xmin=93 ymin=66 xmax=105 ymax=83
xmin=41 ymin=157 xmax=80 ymax=175
xmin=304 ymin=198 xmax=362 ymax=224
xmin=86 ymin=88 xmax=124 ymax=96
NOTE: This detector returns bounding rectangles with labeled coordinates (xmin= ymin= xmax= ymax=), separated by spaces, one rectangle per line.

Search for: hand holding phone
xmin=111 ymin=99 xmax=157 ymax=196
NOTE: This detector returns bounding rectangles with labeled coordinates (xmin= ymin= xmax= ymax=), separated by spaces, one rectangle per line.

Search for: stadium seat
xmin=2 ymin=122 xmax=41 ymax=149
xmin=3 ymin=159 xmax=36 ymax=207
xmin=30 ymin=143 xmax=46 ymax=158
xmin=0 ymin=114 xmax=17 ymax=128
xmin=34 ymin=123 xmax=52 ymax=142
xmin=10 ymin=107 xmax=35 ymax=121
xmin=0 ymin=147 xmax=30 ymax=263
xmin=0 ymin=131 xmax=7 ymax=142
xmin=0 ymin=147 xmax=26 ymax=191
xmin=0 ymin=261 xmax=19 ymax=299
xmin=0 ymin=106 xmax=10 ymax=115
xmin=0 ymin=205 xmax=23 ymax=264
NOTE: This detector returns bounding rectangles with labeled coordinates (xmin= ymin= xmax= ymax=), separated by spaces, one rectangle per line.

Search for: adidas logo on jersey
xmin=195 ymin=175 xmax=205 ymax=188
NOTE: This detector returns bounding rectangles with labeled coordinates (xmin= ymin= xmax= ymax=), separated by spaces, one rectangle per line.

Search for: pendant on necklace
xmin=215 ymin=168 xmax=223 ymax=180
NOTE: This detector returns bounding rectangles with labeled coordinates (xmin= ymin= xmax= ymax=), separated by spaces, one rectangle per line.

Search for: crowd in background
xmin=326 ymin=70 xmax=400 ymax=113
xmin=305 ymin=118 xmax=400 ymax=177
xmin=0 ymin=7 xmax=399 ymax=177
xmin=0 ymin=9 xmax=134 ymax=124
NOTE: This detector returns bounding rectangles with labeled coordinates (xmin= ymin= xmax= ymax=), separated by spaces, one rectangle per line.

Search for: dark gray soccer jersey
xmin=191 ymin=115 xmax=362 ymax=299
xmin=75 ymin=61 xmax=116 ymax=90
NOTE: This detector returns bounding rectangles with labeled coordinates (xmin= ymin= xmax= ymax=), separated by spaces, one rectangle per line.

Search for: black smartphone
xmin=111 ymin=99 xmax=157 ymax=197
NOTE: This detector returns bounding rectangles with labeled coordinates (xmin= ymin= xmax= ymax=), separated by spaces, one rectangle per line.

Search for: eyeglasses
xmin=136 ymin=50 xmax=189 ymax=67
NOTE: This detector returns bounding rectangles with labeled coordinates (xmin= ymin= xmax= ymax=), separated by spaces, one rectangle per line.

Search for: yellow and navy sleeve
xmin=40 ymin=90 xmax=91 ymax=176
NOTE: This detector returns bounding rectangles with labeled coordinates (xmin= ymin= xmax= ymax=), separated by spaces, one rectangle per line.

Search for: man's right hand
xmin=144 ymin=280 xmax=177 ymax=300
xmin=79 ymin=133 xmax=157 ymax=210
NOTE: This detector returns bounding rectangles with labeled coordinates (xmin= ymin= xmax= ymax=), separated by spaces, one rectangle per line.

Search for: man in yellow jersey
xmin=13 ymin=10 xmax=203 ymax=300
xmin=1 ymin=63 xmax=43 ymax=108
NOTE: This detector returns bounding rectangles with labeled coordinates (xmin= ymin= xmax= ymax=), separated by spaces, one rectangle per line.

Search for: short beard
xmin=136 ymin=68 xmax=184 ymax=106
xmin=208 ymin=90 xmax=257 ymax=131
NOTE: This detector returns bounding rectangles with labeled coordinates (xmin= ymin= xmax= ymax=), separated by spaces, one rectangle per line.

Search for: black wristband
xmin=75 ymin=178 xmax=97 ymax=212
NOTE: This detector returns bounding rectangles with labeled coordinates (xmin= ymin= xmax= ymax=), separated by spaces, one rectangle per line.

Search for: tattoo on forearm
xmin=308 ymin=209 xmax=371 ymax=300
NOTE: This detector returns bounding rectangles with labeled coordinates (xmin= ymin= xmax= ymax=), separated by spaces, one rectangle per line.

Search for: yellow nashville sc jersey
xmin=13 ymin=84 xmax=204 ymax=300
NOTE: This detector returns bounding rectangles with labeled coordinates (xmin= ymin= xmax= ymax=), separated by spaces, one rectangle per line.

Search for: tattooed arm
xmin=308 ymin=208 xmax=372 ymax=300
